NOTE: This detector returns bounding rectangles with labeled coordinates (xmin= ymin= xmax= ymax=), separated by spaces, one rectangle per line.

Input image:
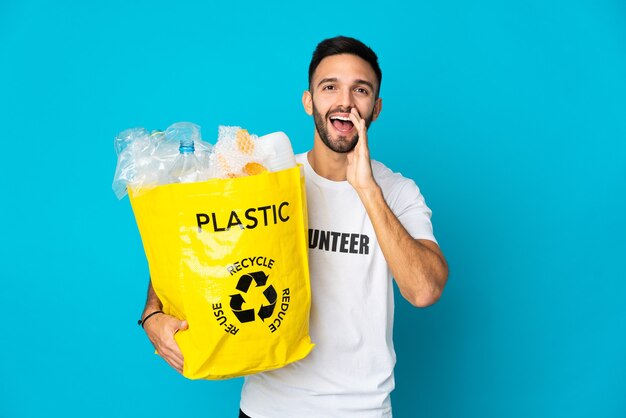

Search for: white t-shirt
xmin=240 ymin=153 xmax=437 ymax=418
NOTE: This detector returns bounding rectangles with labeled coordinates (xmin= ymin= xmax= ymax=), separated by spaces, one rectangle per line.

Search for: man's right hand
xmin=143 ymin=312 xmax=188 ymax=374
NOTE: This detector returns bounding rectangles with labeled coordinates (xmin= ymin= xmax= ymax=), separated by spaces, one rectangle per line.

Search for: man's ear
xmin=302 ymin=90 xmax=313 ymax=115
xmin=371 ymin=98 xmax=383 ymax=122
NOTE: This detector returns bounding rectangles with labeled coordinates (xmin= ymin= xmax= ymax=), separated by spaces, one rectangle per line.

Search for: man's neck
xmin=307 ymin=135 xmax=349 ymax=181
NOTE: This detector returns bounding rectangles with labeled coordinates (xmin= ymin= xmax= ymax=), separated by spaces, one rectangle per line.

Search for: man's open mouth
xmin=329 ymin=114 xmax=354 ymax=133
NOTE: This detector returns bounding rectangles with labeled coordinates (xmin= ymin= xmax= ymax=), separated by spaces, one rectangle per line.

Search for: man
xmin=140 ymin=36 xmax=448 ymax=417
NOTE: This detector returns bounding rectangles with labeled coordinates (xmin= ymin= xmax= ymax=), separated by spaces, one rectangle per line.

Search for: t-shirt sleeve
xmin=389 ymin=179 xmax=438 ymax=244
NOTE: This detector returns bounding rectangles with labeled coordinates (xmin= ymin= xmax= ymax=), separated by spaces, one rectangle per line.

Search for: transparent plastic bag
xmin=112 ymin=128 xmax=159 ymax=199
xmin=112 ymin=122 xmax=296 ymax=199
xmin=112 ymin=122 xmax=214 ymax=199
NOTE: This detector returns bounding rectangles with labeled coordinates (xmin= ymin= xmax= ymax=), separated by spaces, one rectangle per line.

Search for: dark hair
xmin=308 ymin=36 xmax=382 ymax=97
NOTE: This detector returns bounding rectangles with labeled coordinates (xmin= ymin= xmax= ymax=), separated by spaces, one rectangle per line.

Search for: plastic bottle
xmin=257 ymin=132 xmax=297 ymax=172
xmin=169 ymin=138 xmax=204 ymax=183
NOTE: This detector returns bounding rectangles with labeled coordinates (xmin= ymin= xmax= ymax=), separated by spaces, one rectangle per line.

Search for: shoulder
xmin=371 ymin=160 xmax=414 ymax=191
xmin=371 ymin=159 xmax=428 ymax=210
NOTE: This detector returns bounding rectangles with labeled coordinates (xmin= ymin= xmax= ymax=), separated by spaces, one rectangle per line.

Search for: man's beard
xmin=312 ymin=103 xmax=373 ymax=153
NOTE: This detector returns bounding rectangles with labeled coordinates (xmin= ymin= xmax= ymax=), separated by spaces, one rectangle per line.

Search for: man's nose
xmin=337 ymin=88 xmax=355 ymax=108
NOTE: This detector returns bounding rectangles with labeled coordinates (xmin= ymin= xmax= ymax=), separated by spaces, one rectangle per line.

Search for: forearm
xmin=357 ymin=185 xmax=448 ymax=307
xmin=142 ymin=279 xmax=163 ymax=317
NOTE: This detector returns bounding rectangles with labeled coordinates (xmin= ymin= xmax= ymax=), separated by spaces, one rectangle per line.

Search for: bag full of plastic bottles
xmin=113 ymin=122 xmax=313 ymax=380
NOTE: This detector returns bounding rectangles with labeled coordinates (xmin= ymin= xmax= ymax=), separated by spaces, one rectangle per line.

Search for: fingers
xmin=163 ymin=319 xmax=186 ymax=372
xmin=346 ymin=107 xmax=375 ymax=190
xmin=161 ymin=345 xmax=184 ymax=373
xmin=349 ymin=108 xmax=361 ymax=132
xmin=144 ymin=313 xmax=187 ymax=374
xmin=349 ymin=108 xmax=368 ymax=148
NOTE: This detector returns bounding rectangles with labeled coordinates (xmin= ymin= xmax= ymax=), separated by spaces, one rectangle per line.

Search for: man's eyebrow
xmin=354 ymin=79 xmax=375 ymax=90
xmin=317 ymin=77 xmax=338 ymax=87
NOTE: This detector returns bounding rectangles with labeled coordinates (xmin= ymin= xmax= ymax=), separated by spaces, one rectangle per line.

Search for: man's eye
xmin=355 ymin=88 xmax=369 ymax=94
xmin=323 ymin=85 xmax=335 ymax=90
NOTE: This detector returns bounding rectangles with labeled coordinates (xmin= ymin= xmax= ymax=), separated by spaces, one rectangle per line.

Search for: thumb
xmin=179 ymin=320 xmax=189 ymax=331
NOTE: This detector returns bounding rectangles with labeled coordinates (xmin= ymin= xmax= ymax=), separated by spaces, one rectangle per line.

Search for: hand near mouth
xmin=347 ymin=108 xmax=378 ymax=193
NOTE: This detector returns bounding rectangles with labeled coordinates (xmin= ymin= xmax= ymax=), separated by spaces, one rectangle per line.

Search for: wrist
xmin=138 ymin=310 xmax=163 ymax=328
xmin=356 ymin=182 xmax=383 ymax=204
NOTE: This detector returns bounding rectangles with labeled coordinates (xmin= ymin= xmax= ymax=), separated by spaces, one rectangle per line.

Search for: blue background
xmin=1 ymin=0 xmax=625 ymax=417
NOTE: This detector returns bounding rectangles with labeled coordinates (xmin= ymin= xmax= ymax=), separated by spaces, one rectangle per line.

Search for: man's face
xmin=304 ymin=54 xmax=382 ymax=153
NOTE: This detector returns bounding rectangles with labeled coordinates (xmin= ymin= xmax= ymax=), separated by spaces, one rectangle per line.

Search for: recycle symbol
xmin=229 ymin=271 xmax=277 ymax=323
